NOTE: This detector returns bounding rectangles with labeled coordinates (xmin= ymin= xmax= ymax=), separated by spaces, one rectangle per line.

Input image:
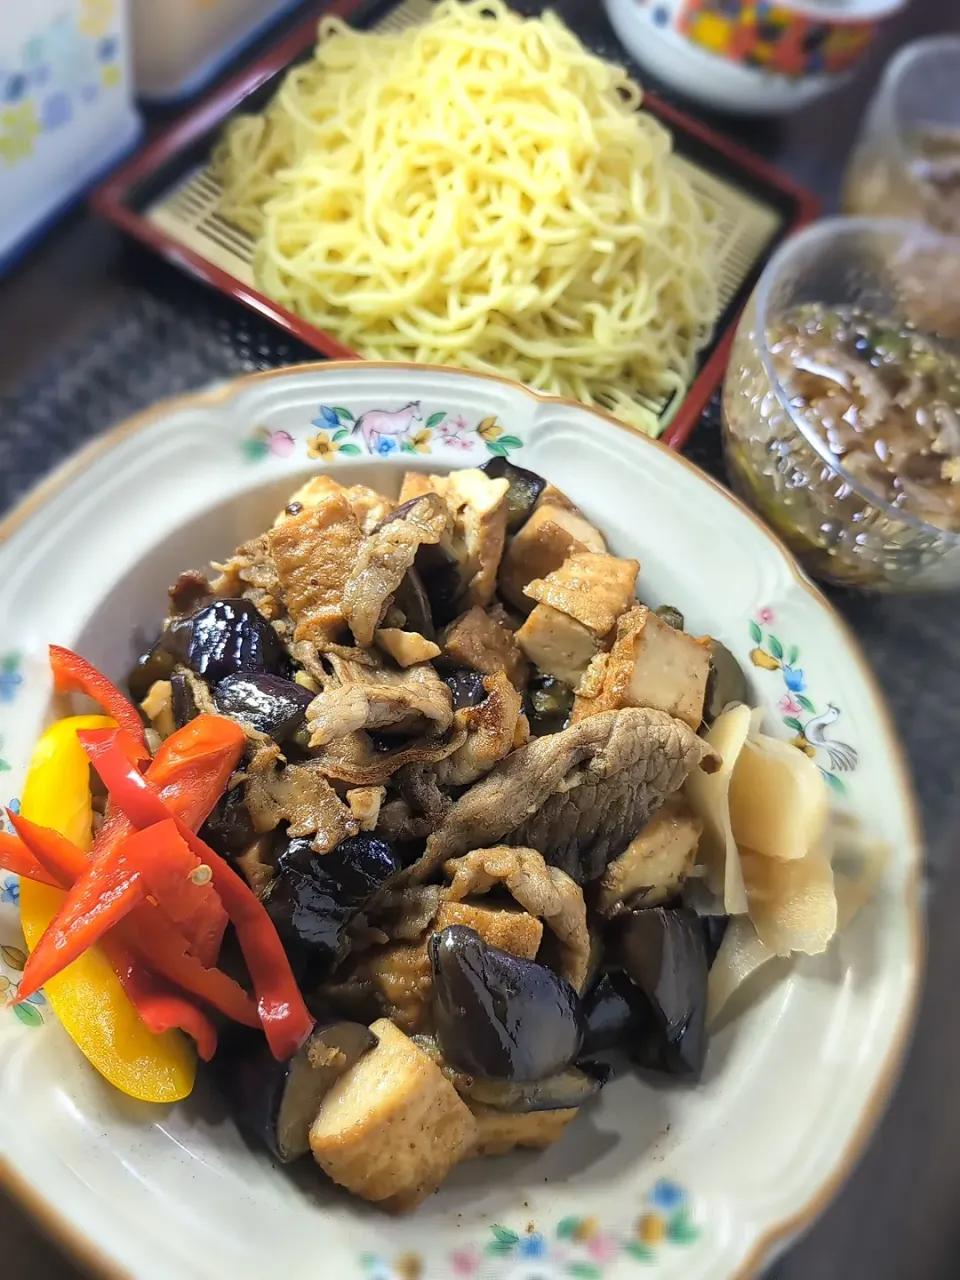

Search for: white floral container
xmin=0 ymin=0 xmax=141 ymax=273
xmin=130 ymin=0 xmax=304 ymax=104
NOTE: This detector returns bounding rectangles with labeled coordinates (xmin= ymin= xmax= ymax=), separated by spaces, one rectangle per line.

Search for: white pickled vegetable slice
xmin=685 ymin=703 xmax=751 ymax=915
xmin=740 ymin=846 xmax=837 ymax=956
xmin=829 ymin=815 xmax=891 ymax=929
xmin=728 ymin=731 xmax=828 ymax=862
xmin=706 ymin=916 xmax=775 ymax=1025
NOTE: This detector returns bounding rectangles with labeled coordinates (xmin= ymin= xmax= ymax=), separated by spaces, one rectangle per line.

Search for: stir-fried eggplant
xmin=463 ymin=1065 xmax=605 ymax=1112
xmin=415 ymin=542 xmax=464 ymax=628
xmin=393 ymin=566 xmax=435 ymax=639
xmin=214 ymin=1021 xmax=376 ymax=1161
xmin=200 ymin=786 xmax=257 ymax=859
xmin=170 ymin=670 xmax=198 ymax=729
xmin=178 ymin=599 xmax=290 ymax=684
xmin=481 ymin=458 xmax=547 ymax=533
xmin=441 ymin=667 xmax=488 ymax=710
xmin=699 ymin=914 xmax=730 ymax=969
xmin=703 ymin=639 xmax=748 ymax=724
xmin=214 ymin=672 xmax=313 ymax=741
xmin=525 ymin=673 xmax=574 ymax=736
xmin=608 ymin=907 xmax=708 ymax=1079
xmin=429 ymin=926 xmax=584 ymax=1081
xmin=580 ymin=969 xmax=645 ymax=1058
xmin=262 ymin=834 xmax=401 ymax=978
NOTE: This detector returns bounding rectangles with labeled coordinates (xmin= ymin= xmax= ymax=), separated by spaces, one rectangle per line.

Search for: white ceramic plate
xmin=0 ymin=363 xmax=922 ymax=1280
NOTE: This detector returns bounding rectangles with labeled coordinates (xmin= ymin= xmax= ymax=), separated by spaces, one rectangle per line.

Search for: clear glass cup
xmin=844 ymin=36 xmax=960 ymax=235
xmin=721 ymin=217 xmax=960 ymax=591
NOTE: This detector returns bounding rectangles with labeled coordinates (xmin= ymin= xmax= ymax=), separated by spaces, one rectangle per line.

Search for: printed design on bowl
xmin=361 ymin=1179 xmax=698 ymax=1277
xmin=0 ymin=892 xmax=46 ymax=1029
xmin=749 ymin=608 xmax=858 ymax=794
xmin=0 ymin=652 xmax=24 ymax=773
xmin=677 ymin=0 xmax=877 ymax=77
xmin=241 ymin=406 xmax=525 ymax=463
xmin=0 ymin=9 xmax=123 ymax=165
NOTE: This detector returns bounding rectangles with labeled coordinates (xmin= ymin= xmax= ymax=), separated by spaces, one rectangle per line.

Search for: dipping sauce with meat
xmin=770 ymin=303 xmax=960 ymax=532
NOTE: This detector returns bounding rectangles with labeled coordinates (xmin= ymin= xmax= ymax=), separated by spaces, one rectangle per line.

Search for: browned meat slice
xmin=406 ymin=707 xmax=720 ymax=886
xmin=277 ymin=475 xmax=394 ymax=533
xmin=523 ymin=552 xmax=639 ymax=638
xmin=374 ymin=628 xmax=441 ymax=667
xmin=234 ymin=836 xmax=277 ymax=897
xmin=211 ymin=534 xmax=285 ymax=621
xmin=571 ymin=606 xmax=711 ymax=730
xmin=267 ymin=493 xmax=363 ymax=641
xmin=440 ymin=606 xmax=528 ymax=688
xmin=374 ymin=885 xmax=445 ymax=941
xmin=342 ymin=494 xmax=449 ymax=646
xmin=443 ymin=846 xmax=589 ymax=990
xmin=311 ymin=725 xmax=467 ymax=787
xmin=432 ymin=672 xmax=524 ymax=787
xmin=168 ymin=570 xmax=212 ymax=616
xmin=307 ymin=654 xmax=453 ymax=743
xmin=498 ymin=496 xmax=606 ymax=612
xmin=244 ymin=760 xmax=359 ymax=852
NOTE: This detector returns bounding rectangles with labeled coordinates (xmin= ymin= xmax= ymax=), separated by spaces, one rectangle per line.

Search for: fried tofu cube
xmin=523 ymin=552 xmax=639 ymax=638
xmin=516 ymin=603 xmax=600 ymax=686
xmin=346 ymin=785 xmax=386 ymax=831
xmin=498 ymin=501 xmax=606 ymax=613
xmin=309 ymin=1019 xmax=477 ymax=1211
xmin=596 ymin=796 xmax=702 ymax=913
xmin=572 ymin=607 xmax=710 ymax=729
xmin=434 ymin=900 xmax=543 ymax=958
xmin=469 ymin=1105 xmax=578 ymax=1156
xmin=267 ymin=494 xmax=363 ymax=641
xmin=277 ymin=475 xmax=394 ymax=532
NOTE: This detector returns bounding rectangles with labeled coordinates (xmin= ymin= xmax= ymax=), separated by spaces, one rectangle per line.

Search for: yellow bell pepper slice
xmin=18 ymin=715 xmax=196 ymax=1102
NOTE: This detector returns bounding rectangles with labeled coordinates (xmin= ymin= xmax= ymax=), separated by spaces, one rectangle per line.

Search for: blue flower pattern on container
xmin=359 ymin=1180 xmax=699 ymax=1275
xmin=0 ymin=6 xmax=122 ymax=167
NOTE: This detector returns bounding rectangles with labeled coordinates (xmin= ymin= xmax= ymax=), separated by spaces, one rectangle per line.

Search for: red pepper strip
xmin=0 ymin=831 xmax=60 ymax=887
xmin=79 ymin=729 xmax=314 ymax=1061
xmin=7 ymin=815 xmax=219 ymax=1059
xmin=49 ymin=645 xmax=149 ymax=760
xmin=98 ymin=936 xmax=218 ymax=1062
xmin=11 ymin=813 xmax=258 ymax=1028
xmin=86 ymin=717 xmax=244 ymax=966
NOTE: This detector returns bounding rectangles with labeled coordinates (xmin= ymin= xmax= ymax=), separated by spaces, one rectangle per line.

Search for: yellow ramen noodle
xmin=214 ymin=0 xmax=719 ymax=434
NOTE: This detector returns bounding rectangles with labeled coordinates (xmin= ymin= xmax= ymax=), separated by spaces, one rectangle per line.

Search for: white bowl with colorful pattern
xmin=0 ymin=362 xmax=922 ymax=1280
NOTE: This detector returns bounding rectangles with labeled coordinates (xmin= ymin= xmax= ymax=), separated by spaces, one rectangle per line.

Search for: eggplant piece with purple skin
xmin=128 ymin=599 xmax=289 ymax=699
xmin=200 ymin=786 xmax=256 ymax=859
xmin=441 ymin=667 xmax=488 ymax=710
xmin=524 ymin=673 xmax=574 ymax=736
xmin=415 ymin=542 xmax=464 ymax=627
xmin=699 ymin=914 xmax=729 ymax=969
xmin=213 ymin=672 xmax=314 ymax=742
xmin=608 ymin=906 xmax=708 ymax=1079
xmin=480 ymin=457 xmax=547 ymax=533
xmin=262 ymin=833 xmax=400 ymax=978
xmin=463 ymin=1064 xmax=606 ymax=1112
xmin=429 ymin=926 xmax=584 ymax=1082
xmin=580 ymin=969 xmax=646 ymax=1059
xmin=213 ymin=1021 xmax=376 ymax=1162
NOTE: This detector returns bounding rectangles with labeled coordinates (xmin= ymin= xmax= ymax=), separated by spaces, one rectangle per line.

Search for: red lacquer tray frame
xmin=91 ymin=0 xmax=819 ymax=451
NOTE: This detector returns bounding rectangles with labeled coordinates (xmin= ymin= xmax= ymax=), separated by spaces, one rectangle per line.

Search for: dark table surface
xmin=2 ymin=2 xmax=960 ymax=1276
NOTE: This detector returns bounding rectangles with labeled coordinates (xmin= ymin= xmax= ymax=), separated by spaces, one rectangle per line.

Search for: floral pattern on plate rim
xmin=361 ymin=1179 xmax=698 ymax=1278
xmin=748 ymin=607 xmax=858 ymax=794
xmin=240 ymin=404 xmax=524 ymax=464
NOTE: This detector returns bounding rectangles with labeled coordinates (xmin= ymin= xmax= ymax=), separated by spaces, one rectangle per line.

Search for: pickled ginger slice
xmin=706 ymin=915 xmax=775 ymax=1025
xmin=728 ymin=731 xmax=828 ymax=862
xmin=740 ymin=846 xmax=837 ymax=956
xmin=685 ymin=703 xmax=751 ymax=915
